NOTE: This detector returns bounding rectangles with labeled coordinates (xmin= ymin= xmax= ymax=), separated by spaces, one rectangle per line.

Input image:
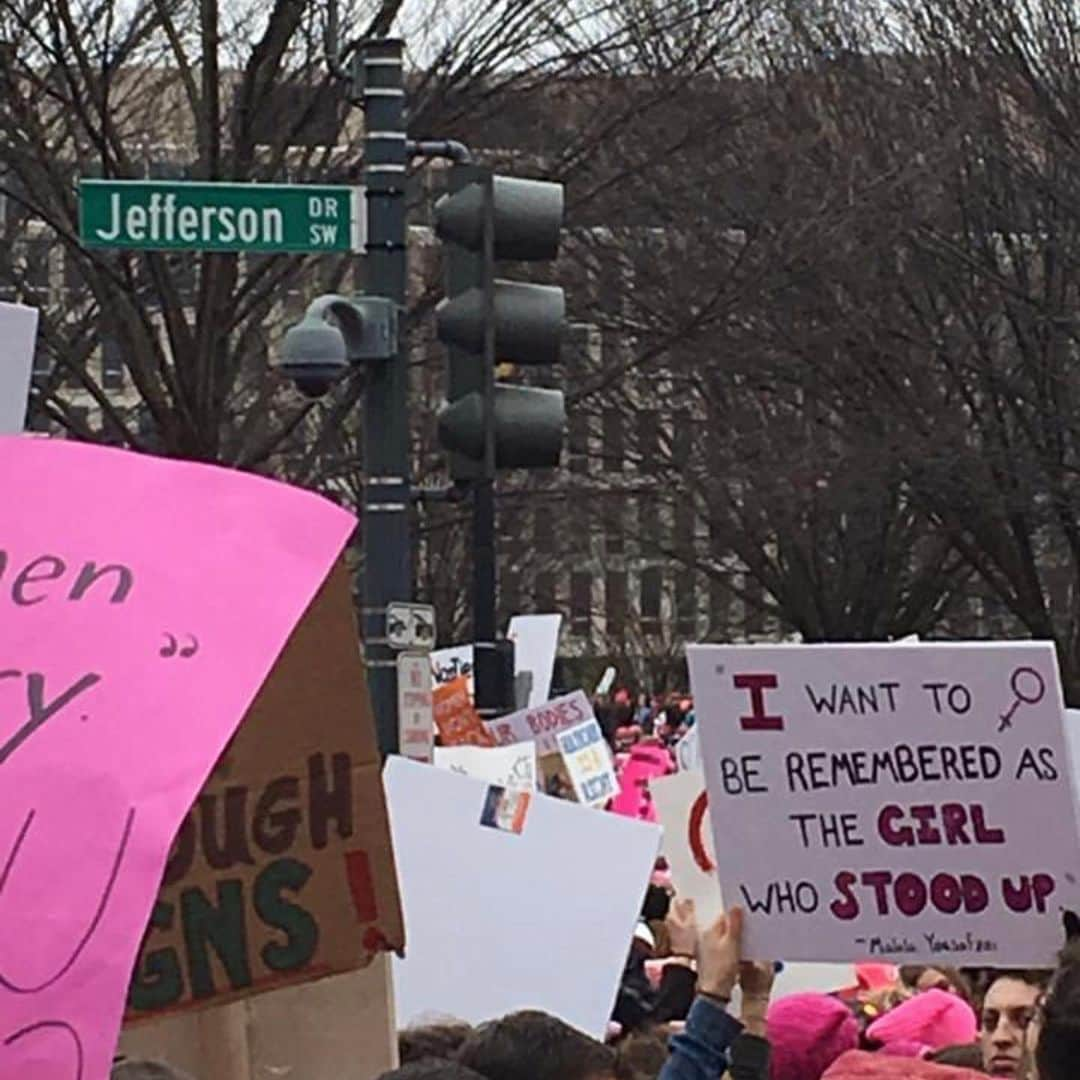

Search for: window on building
xmin=638 ymin=492 xmax=661 ymax=550
xmin=606 ymin=571 xmax=627 ymax=639
xmin=570 ymin=572 xmax=592 ymax=638
xmin=709 ymin=575 xmax=732 ymax=638
xmin=673 ymin=410 xmax=693 ymax=469
xmin=534 ymin=504 xmax=555 ymax=556
xmin=602 ymin=409 xmax=624 ymax=472
xmin=676 ymin=571 xmax=696 ymax=637
xmin=744 ymin=574 xmax=765 ymax=636
xmin=640 ymin=567 xmax=662 ymax=632
xmin=24 ymin=238 xmax=50 ymax=298
xmin=636 ymin=409 xmax=659 ymax=473
xmin=568 ymin=411 xmax=589 ymax=474
xmin=675 ymin=499 xmax=695 ymax=554
xmin=535 ymin=571 xmax=556 ymax=614
xmin=604 ymin=498 xmax=625 ymax=556
xmin=101 ymin=336 xmax=125 ymax=391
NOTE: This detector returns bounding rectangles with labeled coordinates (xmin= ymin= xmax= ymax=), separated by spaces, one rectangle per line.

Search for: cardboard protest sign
xmin=433 ymin=675 xmax=493 ymax=746
xmin=386 ymin=757 xmax=661 ymax=1037
xmin=688 ymin=641 xmax=1080 ymax=966
xmin=434 ymin=743 xmax=537 ymax=792
xmin=508 ymin=613 xmax=561 ymax=707
xmin=398 ymin=652 xmax=434 ymax=763
xmin=0 ymin=301 xmax=37 ymax=433
xmin=610 ymin=741 xmax=673 ymax=821
xmin=485 ymin=688 xmax=593 ymax=756
xmin=127 ymin=558 xmax=404 ymax=1020
xmin=0 ymin=437 xmax=396 ymax=1078
xmin=557 ymin=719 xmax=618 ymax=806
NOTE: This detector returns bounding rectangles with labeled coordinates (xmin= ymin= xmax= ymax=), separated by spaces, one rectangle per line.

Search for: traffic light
xmin=435 ymin=167 xmax=566 ymax=479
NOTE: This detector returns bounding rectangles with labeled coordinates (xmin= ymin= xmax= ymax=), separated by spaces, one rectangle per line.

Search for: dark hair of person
xmin=399 ymin=1022 xmax=474 ymax=1064
xmin=898 ymin=964 xmax=975 ymax=1003
xmin=111 ymin=1062 xmax=194 ymax=1080
xmin=457 ymin=1010 xmax=616 ymax=1080
xmin=926 ymin=1043 xmax=983 ymax=1068
xmin=378 ymin=1061 xmax=488 ymax=1080
xmin=1036 ymin=946 xmax=1080 ymax=1080
xmin=613 ymin=1029 xmax=669 ymax=1079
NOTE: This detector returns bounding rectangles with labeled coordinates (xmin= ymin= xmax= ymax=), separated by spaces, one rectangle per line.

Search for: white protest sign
xmin=594 ymin=665 xmax=617 ymax=697
xmin=397 ymin=652 xmax=434 ymax=763
xmin=675 ymin=725 xmax=700 ymax=771
xmin=508 ymin=613 xmax=561 ymax=707
xmin=687 ymin=641 xmax=1080 ymax=966
xmin=434 ymin=743 xmax=537 ymax=792
xmin=431 ymin=643 xmax=474 ymax=694
xmin=650 ymin=768 xmax=722 ymax=925
xmin=0 ymin=301 xmax=38 ymax=434
xmin=556 ymin=719 xmax=618 ymax=806
xmin=386 ymin=757 xmax=661 ymax=1037
xmin=485 ymin=688 xmax=594 ymax=757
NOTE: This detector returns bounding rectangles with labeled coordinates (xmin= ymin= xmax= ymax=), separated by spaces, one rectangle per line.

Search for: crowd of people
xmin=109 ymin=690 xmax=1080 ymax=1079
xmin=111 ymin=895 xmax=1080 ymax=1079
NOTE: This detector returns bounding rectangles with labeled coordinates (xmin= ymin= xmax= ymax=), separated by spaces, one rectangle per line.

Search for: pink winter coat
xmin=822 ymin=1050 xmax=985 ymax=1080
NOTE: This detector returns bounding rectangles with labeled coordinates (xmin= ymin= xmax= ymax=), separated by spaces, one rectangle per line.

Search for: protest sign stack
xmin=0 ymin=437 xmax=401 ymax=1079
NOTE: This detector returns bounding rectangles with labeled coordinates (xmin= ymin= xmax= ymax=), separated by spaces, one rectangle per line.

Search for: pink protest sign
xmin=610 ymin=742 xmax=674 ymax=821
xmin=0 ymin=437 xmax=354 ymax=1078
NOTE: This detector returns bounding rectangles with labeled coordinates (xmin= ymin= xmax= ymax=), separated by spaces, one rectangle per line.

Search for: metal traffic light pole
xmin=473 ymin=170 xmax=500 ymax=719
xmin=360 ymin=38 xmax=410 ymax=755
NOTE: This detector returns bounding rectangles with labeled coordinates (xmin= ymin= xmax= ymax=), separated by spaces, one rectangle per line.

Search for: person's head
xmin=457 ymin=1010 xmax=617 ymax=1080
xmin=377 ymin=1062 xmax=487 ymax=1080
xmin=398 ymin=1022 xmax=473 ymax=1064
xmin=865 ymin=987 xmax=977 ymax=1057
xmin=980 ymin=971 xmax=1050 ymax=1077
xmin=111 ymin=1062 xmax=194 ymax=1080
xmin=1035 ymin=946 xmax=1080 ymax=1080
xmin=899 ymin=965 xmax=974 ymax=1004
xmin=613 ymin=1029 xmax=669 ymax=1079
xmin=767 ymin=993 xmax=860 ymax=1080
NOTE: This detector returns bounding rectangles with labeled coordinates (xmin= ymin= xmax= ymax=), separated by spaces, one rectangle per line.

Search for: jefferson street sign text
xmin=78 ymin=180 xmax=362 ymax=253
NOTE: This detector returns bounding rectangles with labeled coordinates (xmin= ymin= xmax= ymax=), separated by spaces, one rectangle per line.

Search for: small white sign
xmin=432 ymin=643 xmax=474 ymax=693
xmin=397 ymin=652 xmax=433 ymax=762
xmin=557 ymin=719 xmax=618 ymax=807
xmin=508 ymin=613 xmax=561 ymax=707
xmin=485 ymin=689 xmax=594 ymax=757
xmin=434 ymin=743 xmax=537 ymax=792
xmin=675 ymin=725 xmax=700 ymax=771
xmin=0 ymin=302 xmax=38 ymax=434
xmin=687 ymin=641 xmax=1080 ymax=967
xmin=387 ymin=602 xmax=436 ymax=651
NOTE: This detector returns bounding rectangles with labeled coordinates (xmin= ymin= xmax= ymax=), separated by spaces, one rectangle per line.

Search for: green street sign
xmin=78 ymin=179 xmax=362 ymax=253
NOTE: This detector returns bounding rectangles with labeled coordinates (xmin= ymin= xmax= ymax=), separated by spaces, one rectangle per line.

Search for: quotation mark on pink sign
xmin=159 ymin=633 xmax=199 ymax=660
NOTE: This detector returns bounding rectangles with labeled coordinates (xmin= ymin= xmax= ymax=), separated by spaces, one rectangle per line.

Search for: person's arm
xmin=727 ymin=961 xmax=774 ymax=1080
xmin=658 ymin=908 xmax=747 ymax=1080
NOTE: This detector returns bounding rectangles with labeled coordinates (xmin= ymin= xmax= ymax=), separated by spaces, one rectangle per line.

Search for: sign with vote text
xmin=687 ymin=642 xmax=1080 ymax=967
xmin=79 ymin=180 xmax=362 ymax=253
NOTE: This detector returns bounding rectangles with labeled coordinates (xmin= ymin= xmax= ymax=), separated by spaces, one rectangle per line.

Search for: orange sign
xmin=433 ymin=676 xmax=494 ymax=747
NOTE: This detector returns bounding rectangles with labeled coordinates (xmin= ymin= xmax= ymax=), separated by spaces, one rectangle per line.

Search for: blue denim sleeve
xmin=658 ymin=996 xmax=744 ymax=1080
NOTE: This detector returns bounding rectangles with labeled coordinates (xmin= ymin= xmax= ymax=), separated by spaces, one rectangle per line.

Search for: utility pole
xmin=360 ymin=38 xmax=409 ymax=754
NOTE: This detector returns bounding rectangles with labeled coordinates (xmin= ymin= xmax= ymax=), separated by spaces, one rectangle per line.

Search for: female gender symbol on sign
xmin=999 ymin=667 xmax=1046 ymax=732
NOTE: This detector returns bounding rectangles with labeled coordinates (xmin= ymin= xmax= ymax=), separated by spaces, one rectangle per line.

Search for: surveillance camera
xmin=275 ymin=318 xmax=349 ymax=399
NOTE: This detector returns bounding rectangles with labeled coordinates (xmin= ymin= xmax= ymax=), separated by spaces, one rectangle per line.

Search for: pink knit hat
xmin=767 ymin=994 xmax=861 ymax=1080
xmin=865 ymin=988 xmax=977 ymax=1057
